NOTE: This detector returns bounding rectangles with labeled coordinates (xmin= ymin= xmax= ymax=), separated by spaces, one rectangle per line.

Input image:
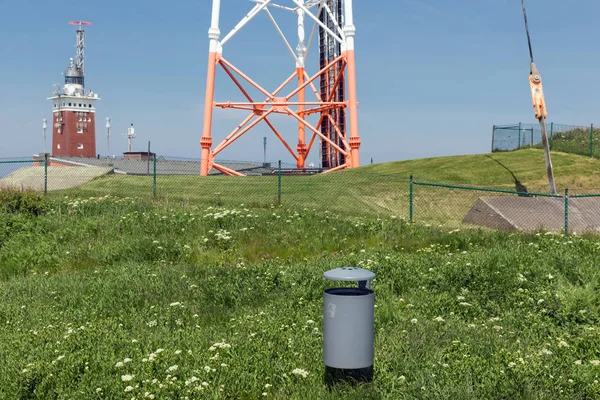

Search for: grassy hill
xmin=60 ymin=149 xmax=600 ymax=226
xmin=2 ymin=181 xmax=600 ymax=398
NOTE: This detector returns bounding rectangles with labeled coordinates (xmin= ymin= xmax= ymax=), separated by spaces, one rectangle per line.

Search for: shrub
xmin=0 ymin=188 xmax=47 ymax=216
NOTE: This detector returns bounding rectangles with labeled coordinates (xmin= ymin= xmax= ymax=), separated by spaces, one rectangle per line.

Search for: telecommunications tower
xmin=48 ymin=21 xmax=100 ymax=158
xmin=200 ymin=0 xmax=360 ymax=175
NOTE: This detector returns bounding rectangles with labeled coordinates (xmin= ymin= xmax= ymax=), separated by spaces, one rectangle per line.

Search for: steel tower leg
xmin=344 ymin=0 xmax=360 ymax=168
xmin=296 ymin=7 xmax=307 ymax=168
xmin=200 ymin=0 xmax=221 ymax=176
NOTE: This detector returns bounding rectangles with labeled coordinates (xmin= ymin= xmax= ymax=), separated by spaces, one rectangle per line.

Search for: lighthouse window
xmin=68 ymin=103 xmax=72 ymax=107
xmin=79 ymin=104 xmax=82 ymax=107
xmin=57 ymin=144 xmax=61 ymax=149
xmin=77 ymin=127 xmax=83 ymax=133
xmin=77 ymin=144 xmax=84 ymax=149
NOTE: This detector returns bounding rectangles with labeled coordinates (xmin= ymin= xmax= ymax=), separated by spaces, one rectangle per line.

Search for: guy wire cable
xmin=521 ymin=0 xmax=534 ymax=64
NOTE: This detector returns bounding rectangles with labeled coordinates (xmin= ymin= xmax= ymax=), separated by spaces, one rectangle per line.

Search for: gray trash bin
xmin=323 ymin=267 xmax=376 ymax=385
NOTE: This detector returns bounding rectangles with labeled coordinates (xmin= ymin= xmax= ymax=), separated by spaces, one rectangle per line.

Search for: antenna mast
xmin=125 ymin=123 xmax=136 ymax=152
xmin=69 ymin=21 xmax=91 ymax=74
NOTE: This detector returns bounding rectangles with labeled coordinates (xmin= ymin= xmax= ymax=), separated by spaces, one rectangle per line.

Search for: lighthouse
xmin=48 ymin=21 xmax=100 ymax=158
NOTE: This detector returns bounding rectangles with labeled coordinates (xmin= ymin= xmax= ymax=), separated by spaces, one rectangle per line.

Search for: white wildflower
xmin=291 ymin=368 xmax=309 ymax=378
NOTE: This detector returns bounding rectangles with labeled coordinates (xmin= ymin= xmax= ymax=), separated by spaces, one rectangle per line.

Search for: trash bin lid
xmin=323 ymin=267 xmax=376 ymax=282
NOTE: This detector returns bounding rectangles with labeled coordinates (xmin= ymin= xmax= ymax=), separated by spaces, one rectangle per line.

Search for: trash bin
xmin=323 ymin=267 xmax=376 ymax=385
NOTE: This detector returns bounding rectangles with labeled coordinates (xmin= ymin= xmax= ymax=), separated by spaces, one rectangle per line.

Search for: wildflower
xmin=96 ymin=388 xmax=102 ymax=393
xmin=410 ymin=319 xmax=418 ymax=324
xmin=590 ymin=360 xmax=600 ymax=366
xmin=124 ymin=386 xmax=134 ymax=392
xmin=262 ymin=393 xmax=268 ymax=397
xmin=265 ymin=383 xmax=272 ymax=389
xmin=574 ymin=360 xmax=582 ymax=365
xmin=508 ymin=362 xmax=516 ymax=368
xmin=306 ymin=320 xmax=315 ymax=324
xmin=291 ymin=368 xmax=309 ymax=378
xmin=433 ymin=316 xmax=445 ymax=323
xmin=540 ymin=349 xmax=553 ymax=356
xmin=115 ymin=361 xmax=124 ymax=368
xmin=124 ymin=358 xmax=132 ymax=363
xmin=204 ymin=366 xmax=211 ymax=373
xmin=122 ymin=375 xmax=134 ymax=382
xmin=170 ymin=302 xmax=181 ymax=307
xmin=221 ymin=363 xmax=228 ymax=367
xmin=167 ymin=365 xmax=178 ymax=372
xmin=175 ymin=350 xmax=182 ymax=355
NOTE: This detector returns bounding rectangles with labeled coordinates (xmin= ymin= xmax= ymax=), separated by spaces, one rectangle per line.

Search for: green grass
xmin=549 ymin=127 xmax=600 ymax=159
xmin=2 ymin=193 xmax=600 ymax=398
xmin=57 ymin=149 xmax=600 ymax=227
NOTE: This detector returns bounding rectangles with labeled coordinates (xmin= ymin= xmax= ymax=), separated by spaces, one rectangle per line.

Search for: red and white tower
xmin=48 ymin=21 xmax=100 ymax=158
xmin=200 ymin=0 xmax=361 ymax=175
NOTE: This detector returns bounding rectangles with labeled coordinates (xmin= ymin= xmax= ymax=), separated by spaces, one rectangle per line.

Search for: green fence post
xmin=153 ymin=154 xmax=157 ymax=199
xmin=518 ymin=123 xmax=522 ymax=150
xmin=277 ymin=160 xmax=282 ymax=205
xmin=530 ymin=128 xmax=534 ymax=146
xmin=590 ymin=124 xmax=594 ymax=158
xmin=550 ymin=122 xmax=554 ymax=150
xmin=44 ymin=153 xmax=48 ymax=195
xmin=409 ymin=175 xmax=414 ymax=223
xmin=564 ymin=188 xmax=569 ymax=235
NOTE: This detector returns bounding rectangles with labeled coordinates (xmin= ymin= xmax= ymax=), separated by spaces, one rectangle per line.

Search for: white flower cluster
xmin=291 ymin=368 xmax=309 ymax=378
xmin=209 ymin=341 xmax=231 ymax=352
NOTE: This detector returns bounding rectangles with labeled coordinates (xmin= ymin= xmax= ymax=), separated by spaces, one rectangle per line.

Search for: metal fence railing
xmin=3 ymin=156 xmax=600 ymax=235
xmin=492 ymin=122 xmax=600 ymax=158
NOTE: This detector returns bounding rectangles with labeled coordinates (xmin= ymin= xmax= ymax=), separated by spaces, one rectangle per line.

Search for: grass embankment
xmin=1 ymin=191 xmax=600 ymax=399
xmin=546 ymin=127 xmax=600 ymax=159
xmin=62 ymin=149 xmax=600 ymax=226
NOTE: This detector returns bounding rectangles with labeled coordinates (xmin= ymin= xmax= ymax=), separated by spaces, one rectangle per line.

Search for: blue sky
xmin=1 ymin=0 xmax=599 ymax=165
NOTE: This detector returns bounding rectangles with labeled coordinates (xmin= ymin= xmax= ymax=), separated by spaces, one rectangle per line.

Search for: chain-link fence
xmin=492 ymin=123 xmax=600 ymax=158
xmin=409 ymin=178 xmax=600 ymax=235
xmin=3 ymin=155 xmax=600 ymax=235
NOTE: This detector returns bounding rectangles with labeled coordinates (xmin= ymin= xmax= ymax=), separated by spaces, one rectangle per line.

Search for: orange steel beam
xmin=345 ymin=49 xmax=360 ymax=168
xmin=213 ymin=108 xmax=276 ymax=156
xmin=321 ymin=163 xmax=347 ymax=174
xmin=304 ymin=71 xmax=322 ymax=101
xmin=213 ymin=113 xmax=256 ymax=153
xmin=327 ymin=113 xmax=349 ymax=151
xmin=200 ymin=52 xmax=219 ymax=176
xmin=297 ymin=67 xmax=306 ymax=168
xmin=219 ymin=61 xmax=255 ymax=103
xmin=215 ymin=101 xmax=346 ymax=106
xmin=286 ymin=107 xmax=348 ymax=156
xmin=285 ymin=54 xmax=344 ymax=101
xmin=264 ymin=118 xmax=299 ymax=161
xmin=212 ymin=162 xmax=245 ymax=176
xmin=306 ymin=132 xmax=318 ymax=156
xmin=219 ymin=57 xmax=276 ymax=100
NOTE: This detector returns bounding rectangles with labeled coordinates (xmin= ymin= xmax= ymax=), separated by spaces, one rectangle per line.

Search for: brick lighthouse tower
xmin=48 ymin=21 xmax=100 ymax=158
